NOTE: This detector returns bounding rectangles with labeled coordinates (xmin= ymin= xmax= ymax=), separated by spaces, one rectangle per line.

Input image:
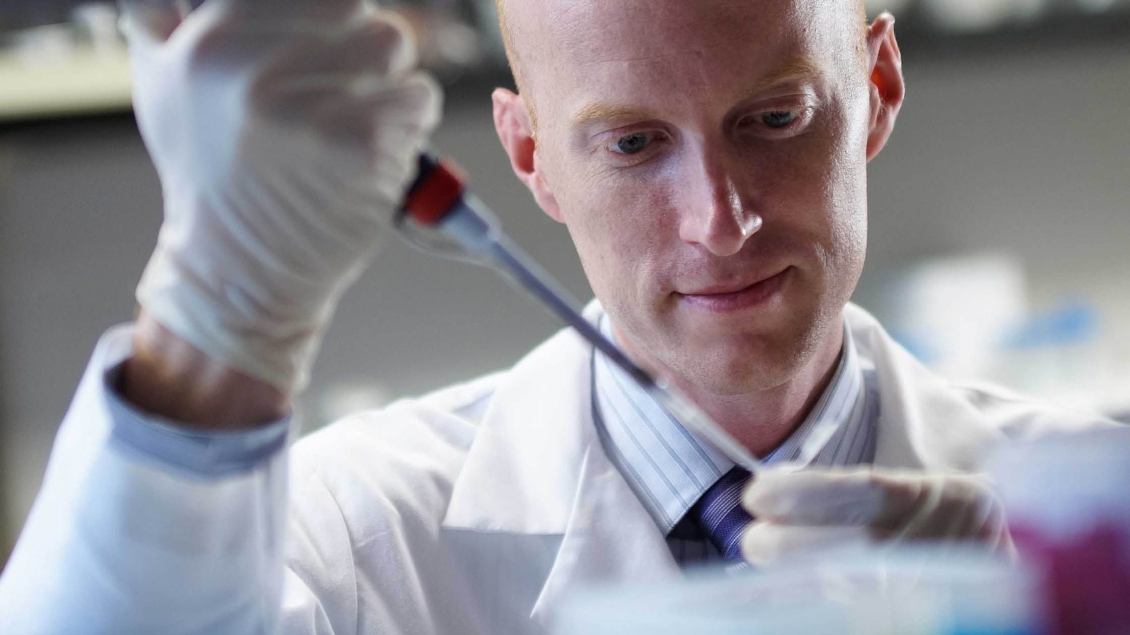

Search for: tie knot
xmin=693 ymin=467 xmax=753 ymax=561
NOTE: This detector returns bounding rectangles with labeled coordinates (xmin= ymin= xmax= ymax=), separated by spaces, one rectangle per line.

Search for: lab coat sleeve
xmin=0 ymin=326 xmax=349 ymax=635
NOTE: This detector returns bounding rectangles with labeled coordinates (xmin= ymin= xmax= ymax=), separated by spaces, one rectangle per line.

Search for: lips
xmin=676 ymin=266 xmax=792 ymax=313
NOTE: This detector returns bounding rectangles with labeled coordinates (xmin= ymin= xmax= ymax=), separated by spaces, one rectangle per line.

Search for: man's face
xmin=507 ymin=0 xmax=877 ymax=395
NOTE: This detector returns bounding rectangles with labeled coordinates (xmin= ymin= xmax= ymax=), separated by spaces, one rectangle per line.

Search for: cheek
xmin=558 ymin=165 xmax=678 ymax=295
xmin=772 ymin=104 xmax=869 ymax=264
xmin=798 ymin=147 xmax=867 ymax=311
xmin=824 ymin=106 xmax=871 ymax=266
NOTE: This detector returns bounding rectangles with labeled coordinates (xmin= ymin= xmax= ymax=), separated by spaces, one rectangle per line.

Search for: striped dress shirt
xmin=591 ymin=311 xmax=880 ymax=567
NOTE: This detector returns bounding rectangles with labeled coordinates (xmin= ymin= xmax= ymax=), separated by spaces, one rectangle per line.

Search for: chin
xmin=668 ymin=305 xmax=829 ymax=396
xmin=676 ymin=341 xmax=808 ymax=396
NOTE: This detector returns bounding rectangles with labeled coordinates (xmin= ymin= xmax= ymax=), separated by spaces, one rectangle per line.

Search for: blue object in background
xmin=999 ymin=301 xmax=1100 ymax=353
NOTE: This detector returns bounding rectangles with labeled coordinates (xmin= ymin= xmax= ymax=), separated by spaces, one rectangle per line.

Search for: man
xmin=0 ymin=0 xmax=1109 ymax=633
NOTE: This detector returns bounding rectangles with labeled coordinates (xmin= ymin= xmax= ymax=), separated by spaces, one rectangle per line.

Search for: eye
xmin=761 ymin=110 xmax=798 ymax=129
xmin=610 ymin=132 xmax=655 ymax=155
xmin=736 ymin=103 xmax=816 ymax=137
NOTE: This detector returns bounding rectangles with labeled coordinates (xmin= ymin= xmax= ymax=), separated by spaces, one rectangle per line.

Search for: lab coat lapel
xmin=441 ymin=302 xmax=678 ymax=632
xmin=441 ymin=320 xmax=593 ymax=535
xmin=527 ymin=430 xmax=679 ymax=630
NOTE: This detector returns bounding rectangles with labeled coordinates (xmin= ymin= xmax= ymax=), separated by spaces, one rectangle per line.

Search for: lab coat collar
xmin=442 ymin=300 xmax=614 ymax=535
xmin=441 ymin=300 xmax=678 ymax=628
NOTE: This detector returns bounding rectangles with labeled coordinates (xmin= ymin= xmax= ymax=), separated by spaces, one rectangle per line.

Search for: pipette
xmin=399 ymin=155 xmax=764 ymax=476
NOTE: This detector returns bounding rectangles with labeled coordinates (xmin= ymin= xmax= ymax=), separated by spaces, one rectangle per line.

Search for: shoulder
xmin=287 ymin=370 xmax=505 ymax=538
xmin=283 ymin=316 xmax=595 ymax=534
xmin=291 ymin=367 xmax=507 ymax=465
xmin=943 ymin=379 xmax=1116 ymax=439
xmin=844 ymin=304 xmax=1114 ymax=469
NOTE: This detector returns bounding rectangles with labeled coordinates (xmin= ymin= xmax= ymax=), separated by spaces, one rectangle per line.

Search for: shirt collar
xmin=592 ymin=311 xmax=867 ymax=534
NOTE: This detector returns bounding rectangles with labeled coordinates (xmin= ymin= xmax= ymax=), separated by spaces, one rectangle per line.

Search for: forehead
xmin=508 ymin=0 xmax=855 ymax=123
xmin=559 ymin=0 xmax=810 ymax=63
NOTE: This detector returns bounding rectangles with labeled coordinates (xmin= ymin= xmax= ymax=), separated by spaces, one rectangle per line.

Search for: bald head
xmin=495 ymin=0 xmax=868 ymax=105
xmin=492 ymin=0 xmax=532 ymax=94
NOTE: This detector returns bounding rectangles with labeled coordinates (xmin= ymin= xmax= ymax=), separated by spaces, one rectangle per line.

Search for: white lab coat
xmin=0 ymin=303 xmax=1109 ymax=635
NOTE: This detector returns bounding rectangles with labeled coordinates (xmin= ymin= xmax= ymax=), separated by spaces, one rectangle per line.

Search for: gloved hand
xmin=739 ymin=467 xmax=1015 ymax=566
xmin=120 ymin=0 xmax=442 ymax=392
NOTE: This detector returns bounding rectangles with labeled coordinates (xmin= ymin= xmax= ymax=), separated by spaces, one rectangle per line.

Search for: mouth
xmin=676 ymin=267 xmax=793 ymax=314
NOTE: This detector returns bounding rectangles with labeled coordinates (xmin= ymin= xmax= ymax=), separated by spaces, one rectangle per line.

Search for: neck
xmin=618 ymin=322 xmax=845 ymax=459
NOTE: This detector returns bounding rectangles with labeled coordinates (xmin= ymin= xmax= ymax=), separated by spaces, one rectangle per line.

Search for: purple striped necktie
xmin=693 ymin=467 xmax=754 ymax=561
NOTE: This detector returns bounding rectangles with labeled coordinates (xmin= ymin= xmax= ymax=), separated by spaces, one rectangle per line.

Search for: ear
xmin=864 ymin=12 xmax=905 ymax=162
xmin=492 ymin=88 xmax=565 ymax=223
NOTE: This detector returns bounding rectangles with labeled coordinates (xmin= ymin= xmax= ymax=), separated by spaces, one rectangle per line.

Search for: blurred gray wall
xmin=1 ymin=37 xmax=1128 ymax=567
xmin=859 ymin=40 xmax=1130 ymax=339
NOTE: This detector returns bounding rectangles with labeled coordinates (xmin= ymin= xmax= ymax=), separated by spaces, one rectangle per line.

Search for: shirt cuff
xmin=103 ymin=357 xmax=292 ymax=479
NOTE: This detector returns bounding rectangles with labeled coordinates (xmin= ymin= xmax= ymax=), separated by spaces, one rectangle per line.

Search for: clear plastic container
xmin=555 ymin=547 xmax=1042 ymax=635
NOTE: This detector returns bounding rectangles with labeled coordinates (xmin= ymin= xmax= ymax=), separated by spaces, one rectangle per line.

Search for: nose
xmin=677 ymin=151 xmax=763 ymax=257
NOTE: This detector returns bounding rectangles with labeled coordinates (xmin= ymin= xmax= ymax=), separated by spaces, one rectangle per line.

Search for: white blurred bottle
xmin=867 ymin=252 xmax=1029 ymax=382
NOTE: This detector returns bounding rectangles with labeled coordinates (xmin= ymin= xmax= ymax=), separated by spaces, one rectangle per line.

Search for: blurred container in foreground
xmin=993 ymin=427 xmax=1130 ymax=635
xmin=556 ymin=548 xmax=1042 ymax=635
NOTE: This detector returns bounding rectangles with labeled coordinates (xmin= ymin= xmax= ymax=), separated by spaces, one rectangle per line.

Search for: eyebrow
xmin=572 ymin=103 xmax=664 ymax=129
xmin=746 ymin=55 xmax=824 ymax=96
xmin=570 ymin=54 xmax=823 ymax=129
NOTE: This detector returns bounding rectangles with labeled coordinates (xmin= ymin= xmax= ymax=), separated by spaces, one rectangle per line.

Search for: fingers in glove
xmin=742 ymin=467 xmax=885 ymax=526
xmin=159 ymin=8 xmax=413 ymax=96
xmin=739 ymin=521 xmax=871 ymax=566
xmin=870 ymin=473 xmax=985 ymax=536
xmin=118 ymin=0 xmax=186 ymax=44
xmin=312 ymin=76 xmax=441 ymax=209
xmin=216 ymin=0 xmax=370 ymax=24
xmin=864 ymin=472 xmax=934 ymax=536
xmin=255 ymin=13 xmax=420 ymax=90
xmin=318 ymin=72 xmax=442 ymax=140
xmin=947 ymin=481 xmax=1011 ymax=548
xmin=743 ymin=467 xmax=1015 ymax=555
xmin=973 ymin=490 xmax=1009 ymax=543
xmin=866 ymin=474 xmax=1011 ymax=550
xmin=957 ymin=484 xmax=1015 ymax=558
xmin=250 ymin=17 xmax=425 ymax=121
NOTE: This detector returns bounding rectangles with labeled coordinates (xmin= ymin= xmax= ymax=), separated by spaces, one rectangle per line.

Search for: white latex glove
xmin=121 ymin=0 xmax=442 ymax=392
xmin=739 ymin=467 xmax=1015 ymax=566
